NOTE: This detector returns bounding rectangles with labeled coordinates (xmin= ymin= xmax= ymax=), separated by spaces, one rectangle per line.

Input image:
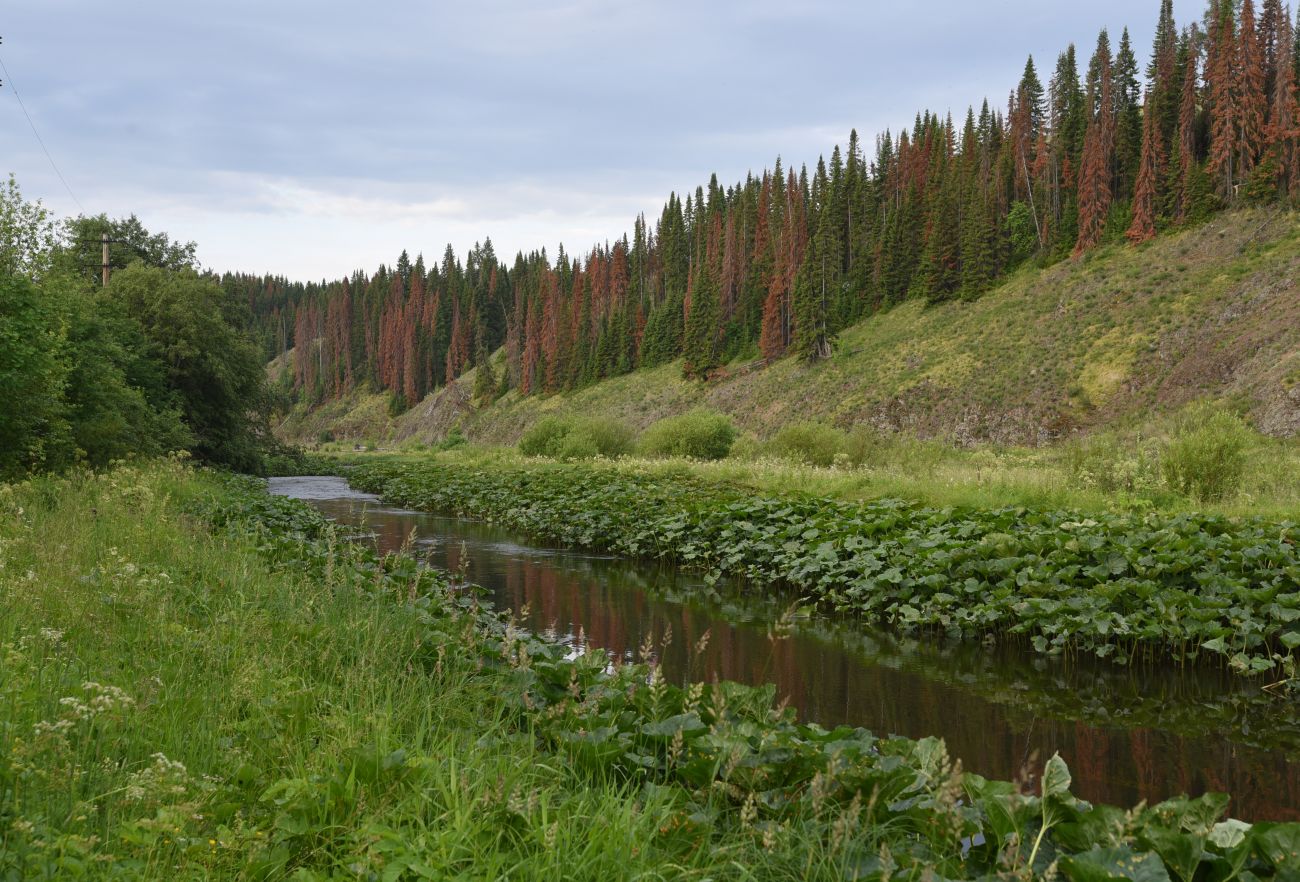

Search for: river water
xmin=269 ymin=475 xmax=1300 ymax=821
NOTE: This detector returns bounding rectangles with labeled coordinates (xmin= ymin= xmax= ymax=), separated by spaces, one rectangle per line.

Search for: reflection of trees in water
xmin=324 ymin=498 xmax=1300 ymax=822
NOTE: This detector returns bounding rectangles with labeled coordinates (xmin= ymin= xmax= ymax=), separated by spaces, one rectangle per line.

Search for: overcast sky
xmin=2 ymin=1 xmax=1159 ymax=280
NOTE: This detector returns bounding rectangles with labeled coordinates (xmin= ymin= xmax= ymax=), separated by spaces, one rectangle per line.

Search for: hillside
xmin=273 ymin=209 xmax=1300 ymax=447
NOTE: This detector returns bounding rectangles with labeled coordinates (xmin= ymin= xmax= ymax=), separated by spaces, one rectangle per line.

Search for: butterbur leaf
xmin=1140 ymin=828 xmax=1205 ymax=882
xmin=1059 ymin=847 xmax=1173 ymax=882
xmin=1042 ymin=752 xmax=1073 ymax=801
xmin=641 ymin=712 xmax=706 ymax=738
xmin=1254 ymin=823 xmax=1300 ymax=871
xmin=1208 ymin=819 xmax=1251 ymax=850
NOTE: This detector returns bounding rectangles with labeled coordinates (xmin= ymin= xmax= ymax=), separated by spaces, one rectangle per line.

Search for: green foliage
xmin=57 ymin=212 xmax=198 ymax=284
xmin=352 ymin=457 xmax=1300 ymax=676
xmin=0 ymin=175 xmax=60 ymax=278
xmin=0 ymin=179 xmax=274 ymax=477
xmin=9 ymin=462 xmax=1297 ymax=878
xmin=1005 ymin=201 xmax=1039 ymax=266
xmin=766 ymin=421 xmax=850 ymax=467
xmin=437 ymin=425 xmax=468 ymax=450
xmin=62 ymin=290 xmax=194 ymax=466
xmin=637 ymin=409 xmax=737 ymax=460
xmin=109 ymin=264 xmax=271 ymax=472
xmin=0 ymin=273 xmax=73 ymax=478
xmin=518 ymin=415 xmax=633 ymax=460
xmin=1161 ymin=406 xmax=1252 ymax=502
xmin=1063 ymin=432 xmax=1164 ymax=497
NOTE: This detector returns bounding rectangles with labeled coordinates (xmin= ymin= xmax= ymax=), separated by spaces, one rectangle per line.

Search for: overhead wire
xmin=0 ymin=45 xmax=86 ymax=213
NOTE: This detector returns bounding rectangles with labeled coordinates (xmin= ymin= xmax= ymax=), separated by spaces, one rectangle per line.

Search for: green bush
xmin=437 ymin=426 xmax=468 ymax=451
xmin=1062 ymin=433 xmax=1162 ymax=496
xmin=518 ymin=416 xmax=632 ymax=460
xmin=518 ymin=416 xmax=571 ymax=457
xmin=556 ymin=432 xmax=600 ymax=461
xmin=638 ymin=409 xmax=736 ymax=460
xmin=1161 ymin=406 xmax=1252 ymax=502
xmin=766 ymin=422 xmax=849 ymax=467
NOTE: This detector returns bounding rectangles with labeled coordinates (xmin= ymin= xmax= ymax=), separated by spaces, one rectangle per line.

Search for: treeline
xmin=241 ymin=0 xmax=1300 ymax=410
xmin=0 ymin=177 xmax=274 ymax=477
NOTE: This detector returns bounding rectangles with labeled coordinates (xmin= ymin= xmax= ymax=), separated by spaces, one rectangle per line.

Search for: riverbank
xmin=346 ymin=452 xmax=1300 ymax=680
xmin=273 ymin=474 xmax=1300 ymax=820
xmin=4 ymin=460 xmax=1299 ymax=879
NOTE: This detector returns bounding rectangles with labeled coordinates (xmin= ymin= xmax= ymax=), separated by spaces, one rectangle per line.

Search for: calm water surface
xmin=269 ymin=475 xmax=1300 ymax=822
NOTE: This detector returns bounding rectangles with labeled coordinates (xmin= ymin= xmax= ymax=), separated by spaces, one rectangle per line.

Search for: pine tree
xmin=1267 ymin=3 xmax=1300 ymax=198
xmin=758 ymin=282 xmax=786 ymax=362
xmin=1076 ymin=35 xmax=1116 ymax=253
xmin=920 ymin=166 xmax=961 ymax=301
xmin=1207 ymin=0 xmax=1240 ymax=197
xmin=1114 ymin=29 xmax=1145 ymax=200
xmin=1128 ymin=97 xmax=1164 ymax=243
xmin=1262 ymin=0 xmax=1286 ymax=114
xmin=1149 ymin=0 xmax=1180 ymax=143
xmin=1177 ymin=27 xmax=1205 ymax=220
xmin=789 ymin=249 xmax=832 ymax=361
xmin=682 ymin=262 xmax=721 ymax=378
xmin=960 ymin=186 xmax=998 ymax=299
xmin=1238 ymin=0 xmax=1269 ymax=181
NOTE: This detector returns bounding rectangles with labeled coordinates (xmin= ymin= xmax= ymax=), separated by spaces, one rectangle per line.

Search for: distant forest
xmin=233 ymin=0 xmax=1300 ymax=409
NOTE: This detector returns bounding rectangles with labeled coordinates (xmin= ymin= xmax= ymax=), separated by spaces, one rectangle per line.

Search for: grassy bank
xmin=276 ymin=210 xmax=1300 ymax=454
xmin=347 ymin=452 xmax=1300 ymax=678
xmin=352 ymin=427 xmax=1300 ymax=520
xmin=5 ymin=460 xmax=1300 ymax=879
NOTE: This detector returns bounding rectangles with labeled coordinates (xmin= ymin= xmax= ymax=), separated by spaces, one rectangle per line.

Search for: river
xmin=270 ymin=475 xmax=1300 ymax=821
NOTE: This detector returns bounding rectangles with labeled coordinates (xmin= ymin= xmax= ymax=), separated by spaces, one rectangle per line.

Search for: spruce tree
xmin=1127 ymin=97 xmax=1164 ymax=243
xmin=1238 ymin=0 xmax=1268 ymax=182
xmin=682 ymin=263 xmax=721 ymax=378
xmin=1207 ymin=0 xmax=1240 ymax=197
xmin=789 ymin=240 xmax=833 ymax=362
xmin=1076 ymin=35 xmax=1116 ymax=253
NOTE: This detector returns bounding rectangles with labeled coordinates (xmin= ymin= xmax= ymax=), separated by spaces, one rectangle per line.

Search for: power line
xmin=0 ymin=38 xmax=86 ymax=214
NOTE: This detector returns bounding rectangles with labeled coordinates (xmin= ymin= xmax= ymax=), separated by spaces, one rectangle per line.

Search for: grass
xmin=5 ymin=460 xmax=1300 ymax=878
xmin=0 ymin=461 xmax=734 ymax=878
xmin=282 ymin=209 xmax=1300 ymax=453
xmin=346 ymin=417 xmax=1300 ymax=519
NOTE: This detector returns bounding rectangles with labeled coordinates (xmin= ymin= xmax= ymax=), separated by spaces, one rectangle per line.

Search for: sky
xmin=2 ymin=1 xmax=1159 ymax=280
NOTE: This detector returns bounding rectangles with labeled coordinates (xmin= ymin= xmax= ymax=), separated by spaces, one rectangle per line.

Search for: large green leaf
xmin=1059 ymin=847 xmax=1172 ymax=882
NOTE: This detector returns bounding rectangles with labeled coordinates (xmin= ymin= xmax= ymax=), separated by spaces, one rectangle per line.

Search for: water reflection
xmin=269 ymin=476 xmax=1300 ymax=821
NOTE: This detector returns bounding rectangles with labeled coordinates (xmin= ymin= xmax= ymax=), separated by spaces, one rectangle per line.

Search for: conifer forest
xmin=235 ymin=0 xmax=1300 ymax=409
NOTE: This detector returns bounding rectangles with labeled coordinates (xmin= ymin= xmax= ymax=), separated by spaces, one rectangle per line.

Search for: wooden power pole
xmin=102 ymin=233 xmax=110 ymax=287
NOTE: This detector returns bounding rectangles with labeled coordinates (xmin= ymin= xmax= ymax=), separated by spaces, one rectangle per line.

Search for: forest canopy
xmin=0 ymin=176 xmax=273 ymax=478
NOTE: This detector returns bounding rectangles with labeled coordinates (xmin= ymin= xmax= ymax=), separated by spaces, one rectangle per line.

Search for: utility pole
xmin=102 ymin=233 xmax=110 ymax=287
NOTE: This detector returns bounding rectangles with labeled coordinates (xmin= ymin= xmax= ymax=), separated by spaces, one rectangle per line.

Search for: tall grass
xmin=0 ymin=462 xmax=748 ymax=878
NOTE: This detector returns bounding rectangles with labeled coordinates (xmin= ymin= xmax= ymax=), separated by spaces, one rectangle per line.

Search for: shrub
xmin=766 ymin=422 xmax=849 ymax=467
xmin=638 ymin=409 xmax=736 ymax=460
xmin=727 ymin=433 xmax=764 ymax=461
xmin=556 ymin=432 xmax=600 ymax=461
xmin=436 ymin=426 xmax=467 ymax=451
xmin=1161 ymin=406 xmax=1252 ymax=502
xmin=843 ymin=426 xmax=891 ymax=468
xmin=518 ymin=416 xmax=632 ymax=460
xmin=1062 ymin=433 xmax=1162 ymax=496
xmin=518 ymin=416 xmax=571 ymax=457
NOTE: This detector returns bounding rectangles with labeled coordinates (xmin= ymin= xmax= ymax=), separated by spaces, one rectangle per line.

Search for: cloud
xmin=1 ymin=0 xmax=1158 ymax=278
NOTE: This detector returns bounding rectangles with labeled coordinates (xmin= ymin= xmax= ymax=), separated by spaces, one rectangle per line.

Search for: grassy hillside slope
xmin=276 ymin=209 xmax=1300 ymax=446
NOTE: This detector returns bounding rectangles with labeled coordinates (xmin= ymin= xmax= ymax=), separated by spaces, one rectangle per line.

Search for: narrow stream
xmin=270 ymin=475 xmax=1300 ymax=822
